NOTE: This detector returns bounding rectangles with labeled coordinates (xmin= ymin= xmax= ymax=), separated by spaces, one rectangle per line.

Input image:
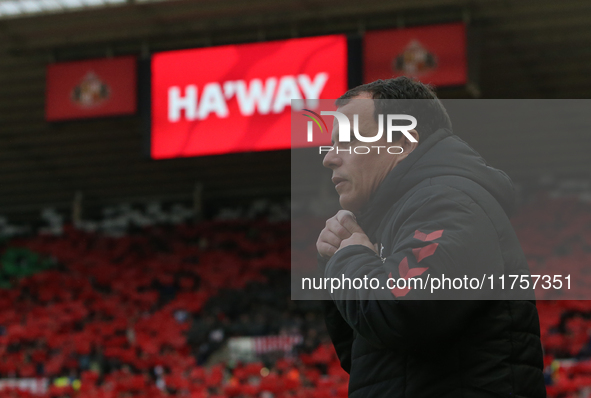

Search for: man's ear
xmin=398 ymin=129 xmax=419 ymax=157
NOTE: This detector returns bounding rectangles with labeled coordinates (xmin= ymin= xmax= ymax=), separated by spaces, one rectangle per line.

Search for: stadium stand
xmin=0 ymin=202 xmax=349 ymax=397
xmin=512 ymin=182 xmax=591 ymax=398
xmin=0 ymin=183 xmax=589 ymax=397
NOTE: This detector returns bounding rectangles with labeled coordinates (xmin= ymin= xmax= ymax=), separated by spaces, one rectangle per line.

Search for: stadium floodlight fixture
xmin=81 ymin=0 xmax=106 ymax=6
xmin=19 ymin=1 xmax=43 ymax=12
xmin=0 ymin=0 xmax=177 ymax=18
xmin=0 ymin=1 xmax=21 ymax=16
xmin=36 ymin=0 xmax=64 ymax=11
xmin=56 ymin=0 xmax=84 ymax=7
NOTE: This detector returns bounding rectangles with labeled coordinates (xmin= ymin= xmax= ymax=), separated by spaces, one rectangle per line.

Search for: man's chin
xmin=339 ymin=196 xmax=361 ymax=214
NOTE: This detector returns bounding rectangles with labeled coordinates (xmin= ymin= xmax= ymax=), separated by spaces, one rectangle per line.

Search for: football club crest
xmin=71 ymin=72 xmax=110 ymax=108
xmin=392 ymin=40 xmax=437 ymax=76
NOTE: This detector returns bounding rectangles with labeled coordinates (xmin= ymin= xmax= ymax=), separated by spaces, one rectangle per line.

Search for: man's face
xmin=322 ymin=94 xmax=414 ymax=213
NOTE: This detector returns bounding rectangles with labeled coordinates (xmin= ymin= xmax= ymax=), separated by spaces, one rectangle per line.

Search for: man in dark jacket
xmin=316 ymin=77 xmax=546 ymax=397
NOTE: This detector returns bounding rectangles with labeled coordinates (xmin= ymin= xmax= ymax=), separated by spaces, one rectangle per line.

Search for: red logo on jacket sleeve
xmin=413 ymin=229 xmax=443 ymax=241
xmin=389 ymin=229 xmax=444 ymax=297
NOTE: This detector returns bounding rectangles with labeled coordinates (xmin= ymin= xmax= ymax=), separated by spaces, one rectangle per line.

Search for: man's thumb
xmin=336 ymin=210 xmax=364 ymax=234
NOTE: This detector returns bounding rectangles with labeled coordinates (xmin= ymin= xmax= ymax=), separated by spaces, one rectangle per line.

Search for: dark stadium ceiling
xmin=0 ymin=0 xmax=590 ymax=100
xmin=0 ymin=0 xmax=175 ymax=18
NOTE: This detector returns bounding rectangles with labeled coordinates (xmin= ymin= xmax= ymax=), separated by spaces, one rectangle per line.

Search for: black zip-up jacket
xmin=319 ymin=128 xmax=546 ymax=397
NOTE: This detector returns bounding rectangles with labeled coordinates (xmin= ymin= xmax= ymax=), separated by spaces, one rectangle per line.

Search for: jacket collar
xmin=355 ymin=128 xmax=453 ymax=240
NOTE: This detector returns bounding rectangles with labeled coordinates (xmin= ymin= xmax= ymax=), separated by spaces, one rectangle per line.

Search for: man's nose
xmin=322 ymin=147 xmax=341 ymax=169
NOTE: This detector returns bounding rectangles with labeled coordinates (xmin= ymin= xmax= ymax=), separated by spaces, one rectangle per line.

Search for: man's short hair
xmin=335 ymin=77 xmax=452 ymax=144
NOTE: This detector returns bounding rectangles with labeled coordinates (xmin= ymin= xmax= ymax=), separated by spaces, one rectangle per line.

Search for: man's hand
xmin=338 ymin=232 xmax=376 ymax=254
xmin=317 ymin=210 xmax=375 ymax=259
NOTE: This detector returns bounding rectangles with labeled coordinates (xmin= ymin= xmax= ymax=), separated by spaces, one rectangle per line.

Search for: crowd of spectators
xmin=512 ymin=185 xmax=591 ymax=398
xmin=0 ymin=183 xmax=590 ymax=397
xmin=0 ymin=202 xmax=347 ymax=397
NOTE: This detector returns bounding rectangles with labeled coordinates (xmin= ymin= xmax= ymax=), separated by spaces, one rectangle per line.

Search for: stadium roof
xmin=0 ymin=0 xmax=172 ymax=19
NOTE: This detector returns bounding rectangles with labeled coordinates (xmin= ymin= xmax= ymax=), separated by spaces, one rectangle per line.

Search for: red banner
xmin=45 ymin=56 xmax=137 ymax=121
xmin=150 ymin=35 xmax=348 ymax=159
xmin=363 ymin=23 xmax=467 ymax=87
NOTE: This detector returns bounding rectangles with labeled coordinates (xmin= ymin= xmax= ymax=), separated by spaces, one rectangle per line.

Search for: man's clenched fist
xmin=317 ymin=210 xmax=377 ymax=259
